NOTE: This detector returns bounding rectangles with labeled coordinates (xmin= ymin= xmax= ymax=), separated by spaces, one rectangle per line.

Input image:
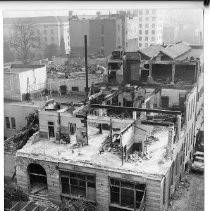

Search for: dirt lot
xmin=168 ymin=172 xmax=204 ymax=211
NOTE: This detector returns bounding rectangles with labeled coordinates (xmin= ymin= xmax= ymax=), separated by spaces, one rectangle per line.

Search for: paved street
xmin=169 ymin=172 xmax=204 ymax=211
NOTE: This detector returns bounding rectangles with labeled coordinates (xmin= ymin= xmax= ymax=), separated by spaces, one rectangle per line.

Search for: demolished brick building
xmin=15 ymin=42 xmax=203 ymax=211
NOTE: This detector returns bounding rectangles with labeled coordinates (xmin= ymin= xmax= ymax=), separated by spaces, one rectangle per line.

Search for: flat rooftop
xmin=17 ymin=125 xmax=172 ymax=179
xmin=4 ymin=95 xmax=85 ymax=107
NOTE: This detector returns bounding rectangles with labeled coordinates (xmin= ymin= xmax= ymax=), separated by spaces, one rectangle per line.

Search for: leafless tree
xmin=8 ymin=19 xmax=40 ymax=64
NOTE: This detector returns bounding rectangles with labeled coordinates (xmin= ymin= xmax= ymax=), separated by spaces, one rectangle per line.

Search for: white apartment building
xmin=138 ymin=9 xmax=163 ymax=48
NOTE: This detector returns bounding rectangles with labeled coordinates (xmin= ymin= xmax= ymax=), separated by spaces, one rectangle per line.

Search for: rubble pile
xmin=128 ymin=151 xmax=152 ymax=163
xmin=47 ymin=62 xmax=105 ymax=79
xmin=100 ymin=136 xmax=121 ymax=156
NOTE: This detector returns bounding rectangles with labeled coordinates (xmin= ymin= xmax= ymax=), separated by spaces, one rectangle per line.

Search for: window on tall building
xmin=139 ymin=37 xmax=142 ymax=41
xmin=146 ymin=17 xmax=149 ymax=21
xmin=145 ymin=37 xmax=148 ymax=41
xmin=45 ymin=37 xmax=47 ymax=42
xmin=152 ymin=30 xmax=155 ymax=34
xmin=139 ymin=24 xmax=142 ymax=28
xmin=152 ymin=17 xmax=156 ymax=21
xmin=51 ymin=29 xmax=54 ymax=34
xmin=101 ymin=36 xmax=104 ymax=47
xmin=109 ymin=178 xmax=146 ymax=210
xmin=139 ymin=30 xmax=142 ymax=35
xmin=151 ymin=36 xmax=155 ymax=41
xmin=5 ymin=117 xmax=10 ymax=129
xmin=101 ymin=24 xmax=104 ymax=34
xmin=139 ymin=43 xmax=142 ymax=47
xmin=11 ymin=117 xmax=16 ymax=129
xmin=44 ymin=30 xmax=47 ymax=35
xmin=145 ymin=30 xmax=149 ymax=35
xmin=146 ymin=10 xmax=149 ymax=14
xmin=145 ymin=23 xmax=149 ymax=28
xmin=152 ymin=23 xmax=155 ymax=28
xmin=60 ymin=171 xmax=96 ymax=201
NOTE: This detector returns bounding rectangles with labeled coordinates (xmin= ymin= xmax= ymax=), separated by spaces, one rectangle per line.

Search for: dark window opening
xmin=108 ymin=62 xmax=121 ymax=70
xmin=161 ymin=96 xmax=169 ymax=108
xmin=110 ymin=178 xmax=146 ymax=210
xmin=152 ymin=64 xmax=172 ymax=84
xmin=179 ymin=94 xmax=186 ymax=108
xmin=5 ymin=117 xmax=10 ymax=129
xmin=108 ymin=71 xmax=117 ymax=83
xmin=69 ymin=123 xmax=76 ymax=135
xmin=72 ymin=87 xmax=79 ymax=92
xmin=60 ymin=171 xmax=96 ymax=201
xmin=48 ymin=121 xmax=55 ymax=138
xmin=11 ymin=117 xmax=16 ymax=129
xmin=140 ymin=69 xmax=149 ymax=82
xmin=28 ymin=163 xmax=47 ymax=191
xmin=175 ymin=65 xmax=196 ymax=85
xmin=60 ymin=85 xmax=67 ymax=95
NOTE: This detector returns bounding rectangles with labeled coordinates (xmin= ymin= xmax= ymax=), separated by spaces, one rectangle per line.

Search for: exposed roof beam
xmin=90 ymin=104 xmax=182 ymax=115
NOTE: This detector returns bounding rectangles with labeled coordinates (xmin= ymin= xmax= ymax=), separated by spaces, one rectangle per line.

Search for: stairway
xmin=29 ymin=191 xmax=59 ymax=210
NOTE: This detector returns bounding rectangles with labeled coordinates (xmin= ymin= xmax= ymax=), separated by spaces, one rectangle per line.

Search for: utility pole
xmin=84 ymin=35 xmax=89 ymax=145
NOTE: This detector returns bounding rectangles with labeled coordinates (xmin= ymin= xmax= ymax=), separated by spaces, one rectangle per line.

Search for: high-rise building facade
xmin=138 ymin=9 xmax=163 ymax=48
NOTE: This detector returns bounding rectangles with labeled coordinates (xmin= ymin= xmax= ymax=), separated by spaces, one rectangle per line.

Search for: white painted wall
xmin=4 ymin=103 xmax=40 ymax=138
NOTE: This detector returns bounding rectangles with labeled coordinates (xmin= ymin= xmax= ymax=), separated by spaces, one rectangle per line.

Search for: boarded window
xmin=11 ymin=117 xmax=16 ymax=129
xmin=5 ymin=117 xmax=10 ymax=129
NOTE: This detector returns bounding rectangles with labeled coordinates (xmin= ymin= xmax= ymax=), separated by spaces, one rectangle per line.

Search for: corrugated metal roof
xmin=160 ymin=42 xmax=192 ymax=59
xmin=176 ymin=48 xmax=203 ymax=61
xmin=139 ymin=45 xmax=164 ymax=58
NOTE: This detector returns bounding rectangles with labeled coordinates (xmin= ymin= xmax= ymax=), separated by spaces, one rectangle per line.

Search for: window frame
xmin=109 ymin=177 xmax=146 ymax=210
xmin=60 ymin=170 xmax=96 ymax=202
xmin=5 ymin=117 xmax=10 ymax=129
xmin=11 ymin=117 xmax=16 ymax=129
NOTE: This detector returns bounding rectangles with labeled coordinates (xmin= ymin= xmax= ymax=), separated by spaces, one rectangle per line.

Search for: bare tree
xmin=8 ymin=19 xmax=40 ymax=64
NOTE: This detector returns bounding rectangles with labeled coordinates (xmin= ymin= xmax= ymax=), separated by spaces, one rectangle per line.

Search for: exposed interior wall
xmin=175 ymin=65 xmax=196 ymax=85
xmin=152 ymin=64 xmax=172 ymax=84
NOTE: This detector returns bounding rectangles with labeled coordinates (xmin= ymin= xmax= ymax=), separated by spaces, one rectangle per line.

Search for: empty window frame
xmin=60 ymin=171 xmax=96 ymax=201
xmin=48 ymin=121 xmax=55 ymax=138
xmin=5 ymin=117 xmax=10 ymax=129
xmin=69 ymin=123 xmax=76 ymax=135
xmin=110 ymin=178 xmax=146 ymax=210
xmin=11 ymin=117 xmax=16 ymax=129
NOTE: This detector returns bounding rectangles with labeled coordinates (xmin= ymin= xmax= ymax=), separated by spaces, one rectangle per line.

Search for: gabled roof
xmin=139 ymin=45 xmax=164 ymax=59
xmin=160 ymin=42 xmax=192 ymax=59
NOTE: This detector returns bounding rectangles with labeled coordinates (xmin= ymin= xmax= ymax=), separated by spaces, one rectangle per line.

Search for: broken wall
xmin=161 ymin=89 xmax=188 ymax=108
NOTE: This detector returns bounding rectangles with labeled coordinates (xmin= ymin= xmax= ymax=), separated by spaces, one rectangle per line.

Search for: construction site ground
xmin=168 ymin=171 xmax=204 ymax=211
